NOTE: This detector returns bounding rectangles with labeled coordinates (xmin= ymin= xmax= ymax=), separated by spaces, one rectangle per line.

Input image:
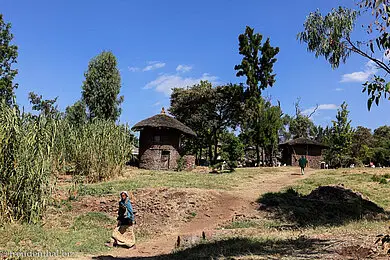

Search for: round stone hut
xmin=132 ymin=108 xmax=196 ymax=170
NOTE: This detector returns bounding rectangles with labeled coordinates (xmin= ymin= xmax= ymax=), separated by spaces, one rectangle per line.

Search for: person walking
xmin=106 ymin=191 xmax=136 ymax=249
xmin=298 ymin=155 xmax=308 ymax=175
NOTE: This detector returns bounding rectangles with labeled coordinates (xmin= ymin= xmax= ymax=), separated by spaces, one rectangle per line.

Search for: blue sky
xmin=2 ymin=0 xmax=390 ymax=130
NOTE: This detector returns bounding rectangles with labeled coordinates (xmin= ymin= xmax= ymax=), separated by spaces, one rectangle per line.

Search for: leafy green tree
xmin=235 ymin=26 xmax=280 ymax=98
xmin=314 ymin=125 xmax=327 ymax=143
xmin=170 ymin=81 xmax=215 ymax=162
xmin=169 ymin=81 xmax=243 ymax=164
xmin=351 ymin=126 xmax=373 ymax=165
xmin=324 ymin=102 xmax=354 ymax=167
xmin=234 ymin=26 xmax=280 ymax=166
xmin=210 ymin=84 xmax=244 ymax=163
xmin=298 ymin=2 xmax=390 ymax=109
xmin=240 ymin=98 xmax=282 ymax=166
xmin=220 ymin=131 xmax=244 ymax=170
xmin=260 ymin=101 xmax=283 ymax=165
xmin=0 ymin=15 xmax=18 ymax=106
xmin=28 ymin=92 xmax=60 ymax=118
xmin=65 ymin=100 xmax=87 ymax=127
xmin=287 ymin=100 xmax=317 ymax=139
xmin=372 ymin=125 xmax=390 ymax=166
xmin=82 ymin=51 xmax=123 ymax=121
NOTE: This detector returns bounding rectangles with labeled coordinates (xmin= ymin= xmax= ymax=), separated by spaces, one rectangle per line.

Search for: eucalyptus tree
xmin=298 ymin=1 xmax=390 ymax=109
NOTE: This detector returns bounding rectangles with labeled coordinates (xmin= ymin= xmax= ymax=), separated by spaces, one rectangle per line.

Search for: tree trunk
xmin=208 ymin=144 xmax=213 ymax=166
xmin=213 ymin=132 xmax=218 ymax=165
xmin=256 ymin=145 xmax=261 ymax=167
xmin=199 ymin=146 xmax=202 ymax=165
xmin=261 ymin=147 xmax=265 ymax=166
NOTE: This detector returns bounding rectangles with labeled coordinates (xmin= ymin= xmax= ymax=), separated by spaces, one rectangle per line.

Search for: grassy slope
xmin=69 ymin=167 xmax=278 ymax=197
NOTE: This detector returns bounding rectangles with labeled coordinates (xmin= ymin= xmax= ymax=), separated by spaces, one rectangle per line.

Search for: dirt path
xmin=75 ymin=168 xmax=314 ymax=259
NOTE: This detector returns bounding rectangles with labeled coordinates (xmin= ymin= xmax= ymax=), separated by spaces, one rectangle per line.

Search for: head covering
xmin=120 ymin=191 xmax=129 ymax=198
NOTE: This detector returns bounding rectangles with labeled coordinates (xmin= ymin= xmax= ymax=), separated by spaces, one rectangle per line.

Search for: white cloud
xmin=128 ymin=66 xmax=140 ymax=72
xmin=335 ymin=88 xmax=344 ymax=91
xmin=340 ymin=61 xmax=377 ymax=83
xmin=143 ymin=61 xmax=166 ymax=72
xmin=302 ymin=104 xmax=338 ymax=116
xmin=152 ymin=101 xmax=161 ymax=107
xmin=318 ymin=104 xmax=338 ymax=110
xmin=128 ymin=61 xmax=166 ymax=72
xmin=176 ymin=64 xmax=192 ymax=73
xmin=144 ymin=73 xmax=218 ymax=96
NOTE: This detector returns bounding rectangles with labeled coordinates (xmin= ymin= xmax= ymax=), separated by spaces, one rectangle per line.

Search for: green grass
xmin=223 ymin=220 xmax=259 ymax=229
xmin=66 ymin=167 xmax=279 ymax=197
xmin=0 ymin=212 xmax=116 ymax=255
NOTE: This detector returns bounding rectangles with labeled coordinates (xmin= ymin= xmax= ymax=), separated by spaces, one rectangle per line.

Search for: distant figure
xmin=106 ymin=191 xmax=136 ymax=249
xmin=298 ymin=156 xmax=308 ymax=175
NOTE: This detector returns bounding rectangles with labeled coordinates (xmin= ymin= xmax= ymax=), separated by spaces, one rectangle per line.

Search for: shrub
xmin=177 ymin=156 xmax=185 ymax=172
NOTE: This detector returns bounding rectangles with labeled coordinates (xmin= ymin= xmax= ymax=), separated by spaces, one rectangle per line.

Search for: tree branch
xmin=345 ymin=37 xmax=390 ymax=74
xmin=308 ymin=104 xmax=319 ymax=118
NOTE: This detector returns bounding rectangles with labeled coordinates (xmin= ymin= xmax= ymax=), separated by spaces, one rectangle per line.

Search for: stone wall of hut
xmin=138 ymin=128 xmax=182 ymax=170
xmin=290 ymin=154 xmax=324 ymax=169
xmin=282 ymin=145 xmax=325 ymax=169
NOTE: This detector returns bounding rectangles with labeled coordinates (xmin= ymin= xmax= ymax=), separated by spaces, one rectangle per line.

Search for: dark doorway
xmin=161 ymin=150 xmax=170 ymax=170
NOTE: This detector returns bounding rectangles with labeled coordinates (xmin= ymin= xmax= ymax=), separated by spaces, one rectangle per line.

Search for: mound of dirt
xmin=258 ymin=185 xmax=387 ymax=227
xmin=306 ymin=186 xmax=385 ymax=217
xmin=71 ymin=188 xmax=218 ymax=236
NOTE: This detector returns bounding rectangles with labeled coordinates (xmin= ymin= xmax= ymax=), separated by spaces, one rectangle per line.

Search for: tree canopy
xmin=324 ymin=102 xmax=354 ymax=167
xmin=298 ymin=1 xmax=390 ymax=109
xmin=0 ymin=14 xmax=18 ymax=106
xmin=82 ymin=51 xmax=123 ymax=121
xmin=169 ymin=81 xmax=244 ymax=165
xmin=65 ymin=100 xmax=87 ymax=127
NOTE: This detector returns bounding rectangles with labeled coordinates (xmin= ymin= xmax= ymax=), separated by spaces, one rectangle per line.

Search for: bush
xmin=220 ymin=132 xmax=244 ymax=171
xmin=176 ymin=156 xmax=185 ymax=172
xmin=379 ymin=177 xmax=388 ymax=184
xmin=371 ymin=175 xmax=388 ymax=184
xmin=372 ymin=175 xmax=381 ymax=182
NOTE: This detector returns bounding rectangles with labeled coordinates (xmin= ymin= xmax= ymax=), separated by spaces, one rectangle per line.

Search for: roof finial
xmin=161 ymin=107 xmax=166 ymax=114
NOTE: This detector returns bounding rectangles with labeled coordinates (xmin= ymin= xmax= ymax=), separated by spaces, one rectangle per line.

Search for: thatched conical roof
xmin=279 ymin=137 xmax=328 ymax=148
xmin=132 ymin=108 xmax=196 ymax=136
